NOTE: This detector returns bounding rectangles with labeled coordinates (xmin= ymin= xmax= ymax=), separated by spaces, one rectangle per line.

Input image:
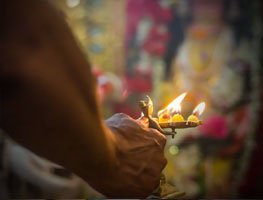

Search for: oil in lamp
xmin=158 ymin=92 xmax=187 ymax=123
xmin=158 ymin=106 xmax=170 ymax=123
xmin=187 ymin=102 xmax=205 ymax=122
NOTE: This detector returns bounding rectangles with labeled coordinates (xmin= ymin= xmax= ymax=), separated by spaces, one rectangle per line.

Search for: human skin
xmin=0 ymin=0 xmax=166 ymax=198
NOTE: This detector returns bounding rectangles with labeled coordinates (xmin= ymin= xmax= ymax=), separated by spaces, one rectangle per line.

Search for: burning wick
xmin=159 ymin=113 xmax=171 ymax=123
xmin=187 ymin=102 xmax=205 ymax=122
xmin=171 ymin=93 xmax=186 ymax=122
xmin=187 ymin=114 xmax=198 ymax=122
xmin=172 ymin=113 xmax=184 ymax=122
xmin=158 ymin=92 xmax=187 ymax=123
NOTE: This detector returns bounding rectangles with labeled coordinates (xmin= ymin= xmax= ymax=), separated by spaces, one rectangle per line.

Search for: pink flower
xmin=200 ymin=115 xmax=229 ymax=139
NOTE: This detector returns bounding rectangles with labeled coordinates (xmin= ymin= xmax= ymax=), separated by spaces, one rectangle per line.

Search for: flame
xmin=158 ymin=92 xmax=187 ymax=116
xmin=193 ymin=102 xmax=205 ymax=116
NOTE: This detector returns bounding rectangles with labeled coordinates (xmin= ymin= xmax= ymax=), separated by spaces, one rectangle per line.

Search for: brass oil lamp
xmin=139 ymin=93 xmax=205 ymax=198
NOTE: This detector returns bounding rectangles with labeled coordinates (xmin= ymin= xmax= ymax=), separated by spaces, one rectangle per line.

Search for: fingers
xmin=161 ymin=157 xmax=168 ymax=169
xmin=153 ymin=145 xmax=167 ymax=170
xmin=106 ymin=113 xmax=166 ymax=149
xmin=137 ymin=116 xmax=149 ymax=128
xmin=142 ymin=154 xmax=167 ymax=195
xmin=137 ymin=117 xmax=166 ymax=149
xmin=106 ymin=113 xmax=137 ymax=131
xmin=148 ymin=128 xmax=166 ymax=148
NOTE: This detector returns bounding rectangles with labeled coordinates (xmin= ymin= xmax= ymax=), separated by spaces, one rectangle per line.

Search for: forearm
xmin=0 ymin=0 xmax=117 ymax=186
xmin=0 ymin=52 xmax=118 ymax=185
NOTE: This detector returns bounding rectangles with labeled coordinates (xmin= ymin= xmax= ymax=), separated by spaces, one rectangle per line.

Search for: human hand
xmin=101 ymin=113 xmax=167 ymax=198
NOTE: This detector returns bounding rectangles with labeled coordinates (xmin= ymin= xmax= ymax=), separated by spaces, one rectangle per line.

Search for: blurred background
xmin=52 ymin=0 xmax=262 ymax=198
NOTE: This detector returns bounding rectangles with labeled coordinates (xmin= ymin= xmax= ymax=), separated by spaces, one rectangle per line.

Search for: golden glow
xmin=172 ymin=114 xmax=185 ymax=122
xmin=193 ymin=102 xmax=206 ymax=116
xmin=187 ymin=114 xmax=199 ymax=122
xmin=158 ymin=92 xmax=187 ymax=116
